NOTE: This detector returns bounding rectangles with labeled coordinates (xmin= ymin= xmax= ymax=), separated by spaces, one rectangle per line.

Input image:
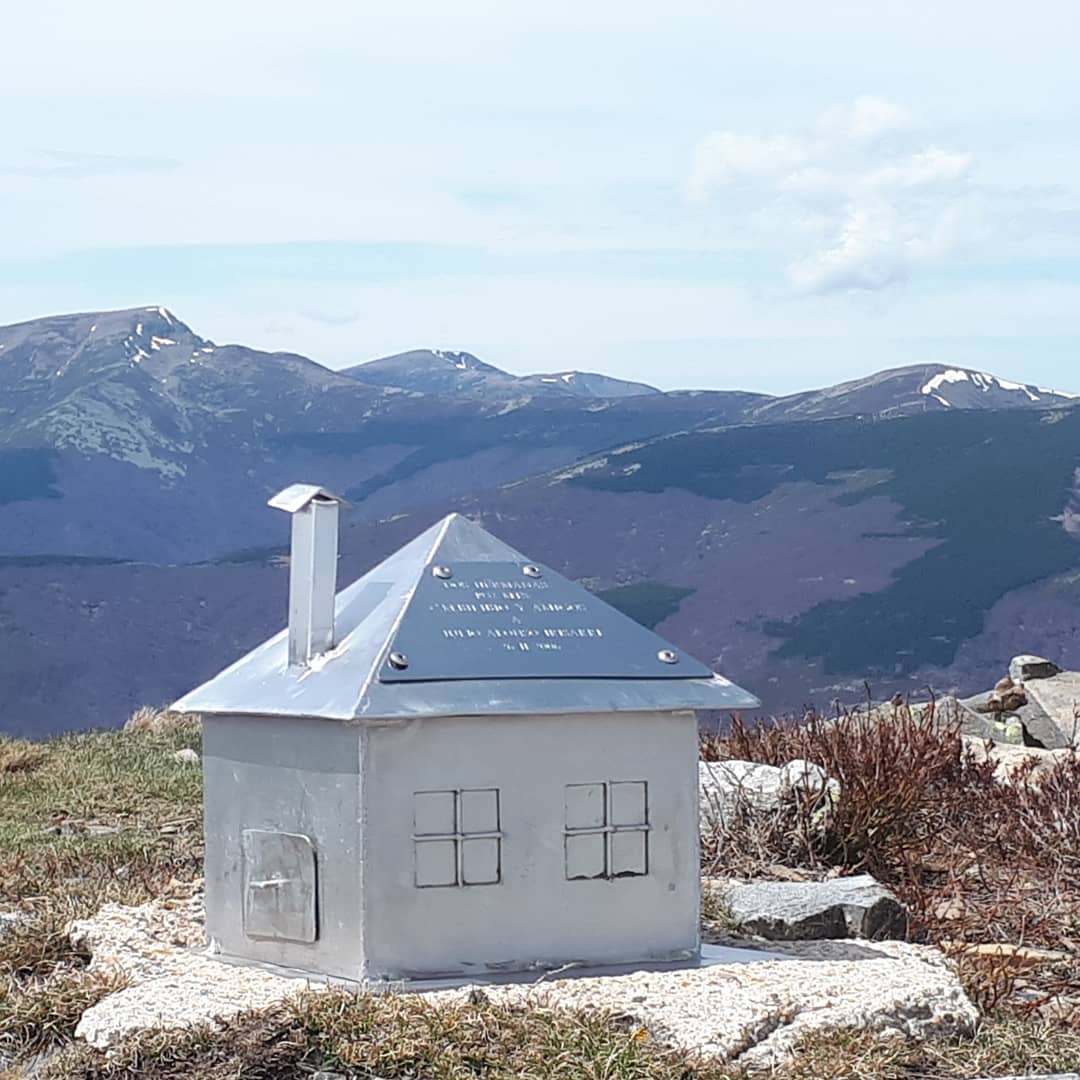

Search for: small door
xmin=242 ymin=829 xmax=318 ymax=943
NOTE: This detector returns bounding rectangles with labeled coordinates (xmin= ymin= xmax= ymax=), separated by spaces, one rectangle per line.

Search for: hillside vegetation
xmin=577 ymin=408 xmax=1080 ymax=674
xmin=0 ymin=450 xmax=60 ymax=505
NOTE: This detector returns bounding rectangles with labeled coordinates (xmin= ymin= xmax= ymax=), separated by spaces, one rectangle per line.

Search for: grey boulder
xmin=699 ymin=759 xmax=838 ymax=820
xmin=0 ymin=911 xmax=26 ymax=939
xmin=725 ymin=874 xmax=908 ymax=941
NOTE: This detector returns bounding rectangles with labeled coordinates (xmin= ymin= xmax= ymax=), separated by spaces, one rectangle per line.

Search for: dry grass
xmin=44 ymin=990 xmax=729 ymax=1080
xmin=0 ymin=723 xmax=203 ymax=1027
xmin=0 ymin=739 xmax=46 ymax=776
xmin=123 ymin=706 xmax=201 ymax=735
xmin=0 ymin=968 xmax=126 ymax=1066
xmin=702 ymin=704 xmax=1080 ymax=1016
xmin=0 ymin=727 xmax=203 ymax=917
xmin=6 ymin=711 xmax=1080 ymax=1077
xmin=700 ymin=704 xmax=969 ymax=879
xmin=0 ymin=726 xmax=203 ymax=1076
xmin=39 ymin=989 xmax=1080 ymax=1080
xmin=749 ymin=1013 xmax=1080 ymax=1079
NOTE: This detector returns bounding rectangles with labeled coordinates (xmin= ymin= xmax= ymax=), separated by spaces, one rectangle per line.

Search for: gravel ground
xmin=68 ymin=892 xmax=977 ymax=1066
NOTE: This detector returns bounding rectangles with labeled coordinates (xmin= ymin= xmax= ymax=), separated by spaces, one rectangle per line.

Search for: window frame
xmin=412 ymin=788 xmax=502 ymax=888
xmin=564 ymin=780 xmax=650 ymax=881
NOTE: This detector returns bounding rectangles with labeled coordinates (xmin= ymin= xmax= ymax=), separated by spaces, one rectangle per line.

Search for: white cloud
xmin=860 ymin=148 xmax=973 ymax=192
xmin=818 ymin=95 xmax=913 ymax=141
xmin=686 ymin=133 xmax=817 ymax=202
xmin=687 ymin=100 xmax=981 ymax=294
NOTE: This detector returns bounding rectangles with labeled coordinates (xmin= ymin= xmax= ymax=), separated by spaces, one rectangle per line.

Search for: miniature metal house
xmin=173 ymin=485 xmax=759 ymax=983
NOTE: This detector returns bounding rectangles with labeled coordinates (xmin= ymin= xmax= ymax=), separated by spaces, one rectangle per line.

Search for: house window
xmin=413 ymin=789 xmax=501 ymax=887
xmin=564 ymin=781 xmax=649 ymax=880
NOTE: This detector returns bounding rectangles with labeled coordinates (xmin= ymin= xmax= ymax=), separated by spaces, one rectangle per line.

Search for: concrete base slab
xmin=69 ymin=892 xmax=977 ymax=1065
xmin=207 ymin=938 xmax=797 ymax=993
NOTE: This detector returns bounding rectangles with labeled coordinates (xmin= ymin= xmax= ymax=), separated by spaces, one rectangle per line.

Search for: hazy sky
xmin=2 ymin=0 xmax=1078 ymax=392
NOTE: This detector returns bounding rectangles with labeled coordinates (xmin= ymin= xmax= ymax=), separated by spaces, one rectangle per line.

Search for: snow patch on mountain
xmin=920 ymin=367 xmax=1073 ymax=405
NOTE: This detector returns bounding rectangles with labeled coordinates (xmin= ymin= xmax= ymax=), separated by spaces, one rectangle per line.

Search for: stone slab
xmin=68 ymin=893 xmax=974 ymax=1066
xmin=1026 ymin=673 xmax=1080 ymax=745
xmin=724 ymin=875 xmax=908 ymax=941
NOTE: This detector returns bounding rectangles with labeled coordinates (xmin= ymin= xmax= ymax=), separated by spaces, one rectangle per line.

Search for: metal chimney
xmin=268 ymin=484 xmax=348 ymax=667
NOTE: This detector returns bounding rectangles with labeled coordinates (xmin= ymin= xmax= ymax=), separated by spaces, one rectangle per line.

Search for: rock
xmin=86 ymin=822 xmax=121 ymax=836
xmin=68 ymin=892 xmax=974 ymax=1066
xmin=977 ymin=686 xmax=1027 ymax=714
xmin=699 ymin=759 xmax=839 ymax=823
xmin=0 ymin=910 xmax=26 ymax=938
xmin=172 ymin=748 xmax=200 ymax=766
xmin=962 ymin=735 xmax=1076 ymax=785
xmin=40 ymin=818 xmax=120 ymax=837
xmin=1022 ymin=669 xmax=1080 ymax=746
xmin=724 ymin=875 xmax=908 ymax=941
xmin=1009 ymin=654 xmax=1062 ymax=683
xmin=951 ymin=691 xmax=1065 ymax=749
xmin=69 ymin=896 xmax=314 ymax=1049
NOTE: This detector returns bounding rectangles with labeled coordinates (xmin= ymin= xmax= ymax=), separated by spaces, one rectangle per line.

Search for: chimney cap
xmin=268 ymin=483 xmax=350 ymax=514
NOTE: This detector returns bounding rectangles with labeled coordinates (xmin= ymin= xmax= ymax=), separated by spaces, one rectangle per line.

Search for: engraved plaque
xmin=380 ymin=561 xmax=712 ymax=682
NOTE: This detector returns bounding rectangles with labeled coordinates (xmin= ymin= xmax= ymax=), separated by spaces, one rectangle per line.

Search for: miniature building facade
xmin=174 ymin=486 xmax=759 ymax=982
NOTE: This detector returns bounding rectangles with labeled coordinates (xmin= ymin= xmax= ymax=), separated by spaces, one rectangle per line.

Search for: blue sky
xmin=2 ymin=0 xmax=1079 ymax=393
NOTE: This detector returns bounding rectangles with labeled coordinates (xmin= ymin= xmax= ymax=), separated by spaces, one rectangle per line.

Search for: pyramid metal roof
xmin=172 ymin=513 xmax=760 ymax=721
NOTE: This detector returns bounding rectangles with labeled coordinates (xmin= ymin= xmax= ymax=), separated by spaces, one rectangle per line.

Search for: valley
xmin=1 ymin=306 xmax=1079 ymax=736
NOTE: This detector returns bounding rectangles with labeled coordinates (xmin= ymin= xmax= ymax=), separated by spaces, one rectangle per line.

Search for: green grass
xmin=0 ymin=727 xmax=203 ymax=1071
xmin=575 ymin=408 xmax=1080 ymax=675
xmin=595 ymin=582 xmax=694 ymax=629
xmin=46 ymin=990 xmax=726 ymax=1080
xmin=0 ymin=728 xmax=203 ymax=918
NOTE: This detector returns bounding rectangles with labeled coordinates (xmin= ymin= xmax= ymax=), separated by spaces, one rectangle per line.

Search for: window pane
xmin=415 ymin=839 xmax=458 ymax=887
xmin=565 ymin=832 xmax=606 ymax=880
xmin=565 ymin=783 xmax=606 ymax=830
xmin=610 ymin=781 xmax=648 ymax=827
xmin=461 ymin=838 xmax=500 ymax=885
xmin=610 ymin=830 xmax=648 ymax=877
xmin=460 ymin=789 xmax=499 ymax=834
xmin=414 ymin=791 xmax=456 ymax=836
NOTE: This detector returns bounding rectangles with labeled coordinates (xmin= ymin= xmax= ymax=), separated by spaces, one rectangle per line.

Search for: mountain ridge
xmin=2 ymin=304 xmax=1079 ymax=736
xmin=5 ymin=306 xmax=1078 ymax=420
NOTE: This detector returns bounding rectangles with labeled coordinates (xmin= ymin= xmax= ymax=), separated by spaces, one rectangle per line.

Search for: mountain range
xmin=2 ymin=305 xmax=1079 ymax=736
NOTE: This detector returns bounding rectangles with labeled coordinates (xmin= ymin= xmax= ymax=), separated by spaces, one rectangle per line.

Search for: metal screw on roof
xmin=522 ymin=565 xmax=542 ymax=578
xmin=432 ymin=566 xmax=453 ymax=579
xmin=657 ymin=649 xmax=679 ymax=664
xmin=388 ymin=652 xmax=410 ymax=670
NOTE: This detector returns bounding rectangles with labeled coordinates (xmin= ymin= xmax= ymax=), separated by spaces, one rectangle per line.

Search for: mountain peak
xmin=913 ymin=365 xmax=1078 ymax=407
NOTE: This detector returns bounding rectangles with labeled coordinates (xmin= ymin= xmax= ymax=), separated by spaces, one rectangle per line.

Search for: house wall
xmin=361 ymin=710 xmax=699 ymax=979
xmin=202 ymin=714 xmax=365 ymax=980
